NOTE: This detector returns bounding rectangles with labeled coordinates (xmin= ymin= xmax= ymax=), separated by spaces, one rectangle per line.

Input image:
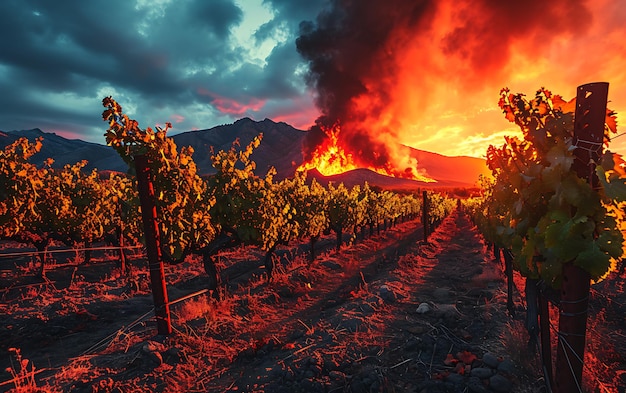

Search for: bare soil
xmin=1 ymin=210 xmax=624 ymax=392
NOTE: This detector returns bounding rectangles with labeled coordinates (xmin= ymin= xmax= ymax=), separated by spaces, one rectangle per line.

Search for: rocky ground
xmin=195 ymin=209 xmax=543 ymax=393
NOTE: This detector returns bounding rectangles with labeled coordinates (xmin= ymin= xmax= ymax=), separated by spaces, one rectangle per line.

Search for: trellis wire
xmin=0 ymin=245 xmax=144 ymax=259
xmin=0 ymin=286 xmax=212 ymax=389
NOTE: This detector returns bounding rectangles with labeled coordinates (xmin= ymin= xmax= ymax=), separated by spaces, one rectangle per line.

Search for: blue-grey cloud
xmin=0 ymin=0 xmax=327 ymax=143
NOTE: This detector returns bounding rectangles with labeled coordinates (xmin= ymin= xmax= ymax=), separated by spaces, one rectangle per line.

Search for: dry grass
xmin=172 ymin=294 xmax=213 ymax=324
xmin=499 ymin=265 xmax=626 ymax=393
xmin=582 ymin=301 xmax=625 ymax=393
xmin=3 ymin=348 xmax=57 ymax=393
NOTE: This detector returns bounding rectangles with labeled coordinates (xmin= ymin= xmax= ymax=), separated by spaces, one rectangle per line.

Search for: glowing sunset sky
xmin=1 ymin=0 xmax=625 ymax=158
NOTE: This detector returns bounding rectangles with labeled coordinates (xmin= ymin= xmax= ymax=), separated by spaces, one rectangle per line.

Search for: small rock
xmin=416 ymin=302 xmax=431 ymax=314
xmin=359 ymin=303 xmax=375 ymax=315
xmin=288 ymin=330 xmax=304 ymax=340
xmin=435 ymin=304 xmax=464 ymax=320
xmin=328 ymin=370 xmax=346 ymax=382
xmin=141 ymin=343 xmax=163 ymax=365
xmin=342 ymin=318 xmax=362 ymax=332
xmin=457 ymin=329 xmax=473 ymax=340
xmin=268 ymin=365 xmax=284 ymax=379
xmin=466 ymin=288 xmax=483 ymax=297
xmin=470 ymin=367 xmax=494 ymax=379
xmin=349 ymin=378 xmax=367 ymax=393
xmin=489 ymin=374 xmax=513 ymax=392
xmin=467 ymin=376 xmax=489 ymax=393
xmin=617 ymin=370 xmax=626 ymax=388
xmin=163 ymin=347 xmax=182 ymax=365
xmin=404 ymin=337 xmax=421 ymax=351
xmin=482 ymin=352 xmax=500 ymax=369
xmin=480 ymin=289 xmax=495 ymax=299
xmin=379 ymin=285 xmax=396 ymax=304
xmin=366 ymin=296 xmax=379 ymax=304
xmin=407 ymin=325 xmax=427 ymax=334
xmin=497 ymin=359 xmax=517 ymax=375
xmin=446 ymin=372 xmax=465 ymax=385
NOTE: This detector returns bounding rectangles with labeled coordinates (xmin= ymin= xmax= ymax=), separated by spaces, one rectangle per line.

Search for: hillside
xmin=1 ymin=119 xmax=490 ymax=188
xmin=307 ymin=168 xmax=464 ymax=190
xmin=0 ymin=129 xmax=128 ymax=173
xmin=172 ymin=117 xmax=306 ymax=178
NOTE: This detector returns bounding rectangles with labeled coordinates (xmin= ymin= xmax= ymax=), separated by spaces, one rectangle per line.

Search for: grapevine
xmin=102 ymin=96 xmax=216 ymax=262
xmin=480 ymin=87 xmax=625 ymax=286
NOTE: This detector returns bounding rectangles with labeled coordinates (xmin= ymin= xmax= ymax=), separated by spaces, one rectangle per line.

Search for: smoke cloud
xmin=296 ymin=0 xmax=593 ymax=172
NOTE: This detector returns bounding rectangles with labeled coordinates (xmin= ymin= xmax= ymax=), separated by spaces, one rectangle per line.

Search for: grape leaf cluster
xmin=466 ymin=87 xmax=626 ymax=287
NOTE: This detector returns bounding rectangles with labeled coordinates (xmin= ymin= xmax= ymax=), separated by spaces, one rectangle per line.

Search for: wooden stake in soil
xmin=422 ymin=190 xmax=429 ymax=243
xmin=134 ymin=154 xmax=172 ymax=336
xmin=538 ymin=288 xmax=554 ymax=391
xmin=555 ymin=82 xmax=608 ymax=393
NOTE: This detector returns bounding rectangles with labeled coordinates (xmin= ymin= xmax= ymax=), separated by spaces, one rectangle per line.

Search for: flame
xmin=298 ymin=124 xmax=359 ymax=176
xmin=299 ymin=124 xmax=436 ymax=182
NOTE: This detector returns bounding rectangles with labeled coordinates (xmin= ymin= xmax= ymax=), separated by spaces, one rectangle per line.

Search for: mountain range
xmin=1 ymin=118 xmax=490 ymax=189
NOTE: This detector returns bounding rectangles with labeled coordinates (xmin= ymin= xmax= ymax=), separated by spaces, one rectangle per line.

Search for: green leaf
xmin=597 ymin=228 xmax=624 ymax=259
xmin=546 ymin=143 xmax=573 ymax=170
xmin=597 ymin=166 xmax=626 ymax=202
xmin=575 ymin=242 xmax=611 ymax=280
xmin=538 ymin=257 xmax=562 ymax=287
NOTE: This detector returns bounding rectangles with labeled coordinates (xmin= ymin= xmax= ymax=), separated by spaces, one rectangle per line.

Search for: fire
xmin=298 ymin=124 xmax=359 ymax=176
xmin=298 ymin=124 xmax=436 ymax=182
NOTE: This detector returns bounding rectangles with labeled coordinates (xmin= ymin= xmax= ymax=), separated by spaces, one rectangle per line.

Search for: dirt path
xmin=197 ymin=209 xmax=540 ymax=393
xmin=2 ymin=210 xmax=548 ymax=392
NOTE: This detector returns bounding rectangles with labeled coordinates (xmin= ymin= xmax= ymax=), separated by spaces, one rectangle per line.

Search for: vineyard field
xmin=2 ymin=210 xmax=624 ymax=392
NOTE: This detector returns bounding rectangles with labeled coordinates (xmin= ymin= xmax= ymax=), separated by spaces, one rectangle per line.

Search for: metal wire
xmin=611 ymin=131 xmax=626 ymax=140
xmin=557 ymin=331 xmax=584 ymax=393
xmin=0 ymin=245 xmax=144 ymax=259
xmin=573 ymin=139 xmax=603 ymax=154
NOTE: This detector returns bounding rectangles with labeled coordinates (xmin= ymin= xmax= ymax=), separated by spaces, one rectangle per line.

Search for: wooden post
xmin=503 ymin=250 xmax=515 ymax=317
xmin=555 ymin=82 xmax=608 ymax=392
xmin=422 ymin=190 xmax=429 ymax=243
xmin=118 ymin=225 xmax=128 ymax=275
xmin=539 ymin=290 xmax=554 ymax=392
xmin=134 ymin=154 xmax=172 ymax=336
xmin=117 ymin=203 xmax=128 ymax=275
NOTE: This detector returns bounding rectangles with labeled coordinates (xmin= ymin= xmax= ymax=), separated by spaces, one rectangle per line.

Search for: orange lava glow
xmin=298 ymin=124 xmax=436 ymax=182
xmin=298 ymin=124 xmax=359 ymax=176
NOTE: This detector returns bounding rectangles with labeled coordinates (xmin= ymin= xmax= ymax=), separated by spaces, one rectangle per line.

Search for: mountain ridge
xmin=1 ymin=118 xmax=490 ymax=189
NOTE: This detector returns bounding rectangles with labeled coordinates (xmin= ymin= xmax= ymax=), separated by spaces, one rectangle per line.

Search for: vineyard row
xmin=1 ymin=98 xmax=457 ymax=281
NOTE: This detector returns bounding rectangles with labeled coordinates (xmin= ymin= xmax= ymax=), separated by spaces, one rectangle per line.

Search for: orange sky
xmin=383 ymin=0 xmax=626 ymax=159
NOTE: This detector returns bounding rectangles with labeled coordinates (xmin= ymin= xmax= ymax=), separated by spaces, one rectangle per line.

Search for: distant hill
xmin=1 ymin=119 xmax=489 ymax=189
xmin=407 ymin=149 xmax=489 ymax=188
xmin=0 ymin=128 xmax=128 ymax=173
xmin=172 ymin=118 xmax=306 ymax=178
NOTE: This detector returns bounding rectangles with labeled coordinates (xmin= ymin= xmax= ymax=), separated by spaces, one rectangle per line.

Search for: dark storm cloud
xmin=184 ymin=0 xmax=243 ymax=38
xmin=0 ymin=0 xmax=327 ymax=143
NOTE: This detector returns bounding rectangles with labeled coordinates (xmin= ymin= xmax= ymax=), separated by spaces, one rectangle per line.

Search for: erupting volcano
xmin=294 ymin=0 xmax=441 ymax=182
xmin=298 ymin=123 xmax=358 ymax=176
xmin=298 ymin=123 xmax=435 ymax=182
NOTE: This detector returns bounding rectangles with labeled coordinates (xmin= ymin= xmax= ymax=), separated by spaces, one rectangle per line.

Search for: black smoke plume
xmin=296 ymin=0 xmax=434 ymax=166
